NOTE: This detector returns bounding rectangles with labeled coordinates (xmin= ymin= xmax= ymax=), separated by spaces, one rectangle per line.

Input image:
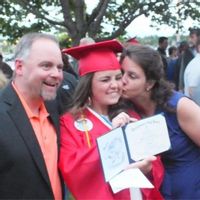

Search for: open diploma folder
xmin=97 ymin=114 xmax=171 ymax=184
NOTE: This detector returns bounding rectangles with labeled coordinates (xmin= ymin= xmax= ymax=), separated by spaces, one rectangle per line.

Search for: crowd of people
xmin=157 ymin=28 xmax=200 ymax=107
xmin=0 ymin=27 xmax=200 ymax=200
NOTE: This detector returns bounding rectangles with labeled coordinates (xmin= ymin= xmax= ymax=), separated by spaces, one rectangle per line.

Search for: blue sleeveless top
xmin=159 ymin=91 xmax=200 ymax=199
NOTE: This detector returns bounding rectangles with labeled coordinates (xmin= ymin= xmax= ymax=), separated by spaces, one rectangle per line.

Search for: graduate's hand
xmin=112 ymin=112 xmax=138 ymax=128
xmin=124 ymin=156 xmax=157 ymax=175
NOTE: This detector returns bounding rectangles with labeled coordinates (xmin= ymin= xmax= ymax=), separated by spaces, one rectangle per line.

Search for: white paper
xmin=109 ymin=168 xmax=154 ymax=193
xmin=97 ymin=127 xmax=129 ymax=182
xmin=97 ymin=114 xmax=171 ymax=183
xmin=125 ymin=114 xmax=171 ymax=161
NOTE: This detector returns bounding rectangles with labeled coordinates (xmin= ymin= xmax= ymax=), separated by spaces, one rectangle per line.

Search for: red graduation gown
xmin=59 ymin=108 xmax=164 ymax=200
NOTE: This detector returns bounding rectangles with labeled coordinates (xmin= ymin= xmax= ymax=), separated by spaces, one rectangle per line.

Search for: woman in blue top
xmin=117 ymin=44 xmax=200 ymax=199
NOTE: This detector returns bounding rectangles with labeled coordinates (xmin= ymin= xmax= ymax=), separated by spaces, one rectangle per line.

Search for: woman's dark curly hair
xmin=120 ymin=45 xmax=175 ymax=112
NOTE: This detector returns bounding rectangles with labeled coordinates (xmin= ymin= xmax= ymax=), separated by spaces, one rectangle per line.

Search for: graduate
xmin=59 ymin=40 xmax=164 ymax=200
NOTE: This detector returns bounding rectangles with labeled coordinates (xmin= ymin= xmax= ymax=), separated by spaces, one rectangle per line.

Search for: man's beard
xmin=41 ymin=89 xmax=57 ymax=101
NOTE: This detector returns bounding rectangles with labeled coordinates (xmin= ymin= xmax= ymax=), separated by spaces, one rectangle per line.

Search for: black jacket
xmin=0 ymin=83 xmax=61 ymax=199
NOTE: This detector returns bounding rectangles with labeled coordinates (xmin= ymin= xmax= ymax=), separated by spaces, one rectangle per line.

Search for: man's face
xmin=15 ymin=38 xmax=63 ymax=101
xmin=189 ymin=33 xmax=198 ymax=47
xmin=161 ymin=39 xmax=168 ymax=50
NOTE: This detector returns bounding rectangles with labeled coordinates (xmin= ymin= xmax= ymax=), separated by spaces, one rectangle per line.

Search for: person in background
xmin=177 ymin=40 xmax=189 ymax=56
xmin=79 ymin=37 xmax=95 ymax=46
xmin=56 ymin=53 xmax=78 ymax=115
xmin=0 ymin=52 xmax=13 ymax=79
xmin=157 ymin=36 xmax=168 ymax=74
xmin=168 ymin=46 xmax=178 ymax=60
xmin=120 ymin=44 xmax=200 ymax=199
xmin=62 ymin=53 xmax=78 ymax=79
xmin=173 ymin=41 xmax=189 ymax=90
xmin=184 ymin=38 xmax=200 ymax=105
xmin=125 ymin=37 xmax=140 ymax=46
xmin=59 ymin=40 xmax=164 ymax=200
xmin=0 ymin=69 xmax=8 ymax=89
xmin=0 ymin=32 xmax=63 ymax=199
xmin=166 ymin=46 xmax=178 ymax=83
xmin=56 ymin=71 xmax=78 ymax=115
xmin=177 ymin=27 xmax=200 ymax=91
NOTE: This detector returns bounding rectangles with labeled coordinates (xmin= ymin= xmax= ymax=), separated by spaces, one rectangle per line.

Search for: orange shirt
xmin=12 ymin=82 xmax=62 ymax=200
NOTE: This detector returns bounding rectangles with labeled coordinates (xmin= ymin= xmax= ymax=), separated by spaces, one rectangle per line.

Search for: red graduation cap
xmin=62 ymin=39 xmax=123 ymax=76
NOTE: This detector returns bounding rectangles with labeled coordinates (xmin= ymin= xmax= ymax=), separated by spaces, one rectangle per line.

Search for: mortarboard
xmin=62 ymin=40 xmax=123 ymax=76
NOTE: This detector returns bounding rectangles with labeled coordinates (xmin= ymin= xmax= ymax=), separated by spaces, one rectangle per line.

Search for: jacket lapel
xmin=45 ymin=101 xmax=60 ymax=150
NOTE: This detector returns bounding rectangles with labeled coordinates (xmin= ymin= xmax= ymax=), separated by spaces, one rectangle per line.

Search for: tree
xmin=0 ymin=0 xmax=200 ymax=46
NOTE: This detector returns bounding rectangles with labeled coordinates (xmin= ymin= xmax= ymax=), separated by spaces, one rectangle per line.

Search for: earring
xmin=146 ymin=88 xmax=150 ymax=92
xmin=87 ymin=97 xmax=92 ymax=106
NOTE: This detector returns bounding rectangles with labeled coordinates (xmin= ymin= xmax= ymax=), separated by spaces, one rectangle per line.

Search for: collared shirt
xmin=184 ymin=53 xmax=200 ymax=106
xmin=12 ymin=82 xmax=62 ymax=200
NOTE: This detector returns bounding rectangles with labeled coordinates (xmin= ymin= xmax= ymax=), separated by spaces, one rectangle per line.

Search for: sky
xmin=125 ymin=15 xmax=199 ymax=38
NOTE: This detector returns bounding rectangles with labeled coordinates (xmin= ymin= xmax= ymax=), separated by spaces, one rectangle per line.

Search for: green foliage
xmin=0 ymin=0 xmax=200 ymax=45
xmin=57 ymin=32 xmax=72 ymax=48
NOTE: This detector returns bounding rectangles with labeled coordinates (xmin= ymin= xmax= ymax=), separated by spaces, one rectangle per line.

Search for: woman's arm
xmin=177 ymin=97 xmax=200 ymax=147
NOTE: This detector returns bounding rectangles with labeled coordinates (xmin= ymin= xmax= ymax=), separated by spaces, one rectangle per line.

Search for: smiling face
xmin=15 ymin=38 xmax=63 ymax=101
xmin=121 ymin=56 xmax=153 ymax=103
xmin=90 ymin=69 xmax=122 ymax=114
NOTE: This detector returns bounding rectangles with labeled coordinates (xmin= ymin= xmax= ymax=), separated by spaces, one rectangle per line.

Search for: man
xmin=184 ymin=38 xmax=200 ymax=106
xmin=157 ymin=36 xmax=168 ymax=74
xmin=0 ymin=33 xmax=63 ymax=199
xmin=176 ymin=27 xmax=200 ymax=91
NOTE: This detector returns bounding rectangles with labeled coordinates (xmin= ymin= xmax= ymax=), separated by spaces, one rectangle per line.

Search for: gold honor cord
xmin=81 ymin=114 xmax=91 ymax=148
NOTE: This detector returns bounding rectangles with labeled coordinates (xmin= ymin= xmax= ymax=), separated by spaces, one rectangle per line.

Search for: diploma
xmin=109 ymin=168 xmax=154 ymax=193
xmin=97 ymin=114 xmax=170 ymax=186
